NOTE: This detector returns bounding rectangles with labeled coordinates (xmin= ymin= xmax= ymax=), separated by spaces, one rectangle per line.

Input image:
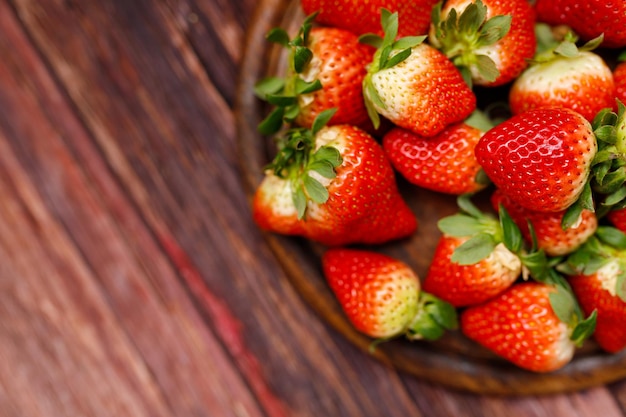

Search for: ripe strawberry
xmin=361 ymin=10 xmax=476 ymax=137
xmin=534 ymin=0 xmax=626 ymax=48
xmin=461 ymin=281 xmax=595 ymax=372
xmin=300 ymin=0 xmax=439 ymax=38
xmin=509 ymin=31 xmax=615 ymax=121
xmin=559 ymin=227 xmax=626 ymax=353
xmin=429 ymin=0 xmax=536 ymax=87
xmin=382 ymin=111 xmax=491 ymax=195
xmin=255 ymin=15 xmax=374 ymax=135
xmin=474 ymin=107 xmax=598 ymax=214
xmin=253 ymin=110 xmax=417 ymax=246
xmin=608 ymin=207 xmax=626 ymax=233
xmin=322 ymin=248 xmax=458 ymax=340
xmin=614 ymin=53 xmax=626 ymax=109
xmin=491 ymin=189 xmax=598 ymax=256
xmin=422 ymin=195 xmax=524 ymax=307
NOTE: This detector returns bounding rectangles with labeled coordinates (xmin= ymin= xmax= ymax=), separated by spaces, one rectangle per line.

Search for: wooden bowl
xmin=235 ymin=0 xmax=626 ymax=395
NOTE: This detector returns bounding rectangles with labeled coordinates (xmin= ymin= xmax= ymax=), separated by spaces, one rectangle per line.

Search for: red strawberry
xmin=256 ymin=16 xmax=374 ymax=135
xmin=382 ymin=111 xmax=491 ymax=195
xmin=429 ymin=0 xmax=536 ymax=87
xmin=491 ymin=188 xmax=598 ymax=256
xmin=509 ymin=31 xmax=615 ymax=121
xmin=608 ymin=207 xmax=626 ymax=233
xmin=560 ymin=227 xmax=626 ymax=353
xmin=534 ymin=0 xmax=626 ymax=48
xmin=422 ymin=195 xmax=523 ymax=307
xmin=253 ymin=111 xmax=417 ymax=246
xmin=300 ymin=0 xmax=439 ymax=38
xmin=361 ymin=10 xmax=476 ymax=137
xmin=474 ymin=107 xmax=598 ymax=213
xmin=614 ymin=54 xmax=626 ymax=109
xmin=322 ymin=248 xmax=458 ymax=340
xmin=461 ymin=281 xmax=595 ymax=372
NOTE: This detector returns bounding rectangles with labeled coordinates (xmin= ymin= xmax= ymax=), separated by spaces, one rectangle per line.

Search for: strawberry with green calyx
xmin=491 ymin=188 xmax=598 ymax=257
xmin=382 ymin=110 xmax=493 ymax=195
xmin=461 ymin=279 xmax=597 ymax=373
xmin=322 ymin=248 xmax=458 ymax=343
xmin=360 ymin=9 xmax=476 ymax=137
xmin=253 ymin=109 xmax=418 ymax=246
xmin=255 ymin=13 xmax=374 ymax=135
xmin=429 ymin=0 xmax=536 ymax=87
xmin=558 ymin=226 xmax=626 ymax=353
xmin=422 ymin=194 xmax=525 ymax=307
xmin=300 ymin=0 xmax=440 ymax=38
xmin=509 ymin=29 xmax=615 ymax=121
xmin=534 ymin=0 xmax=626 ymax=48
xmin=473 ymin=105 xmax=626 ymax=225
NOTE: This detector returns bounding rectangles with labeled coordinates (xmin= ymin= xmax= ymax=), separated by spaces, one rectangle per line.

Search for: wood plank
xmin=0 ymin=2 xmax=268 ymax=416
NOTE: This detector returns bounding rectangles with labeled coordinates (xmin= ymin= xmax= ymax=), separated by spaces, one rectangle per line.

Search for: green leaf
xmin=596 ymin=226 xmax=626 ymax=249
xmin=570 ymin=310 xmax=597 ymax=347
xmin=265 ymin=94 xmax=298 ymax=107
xmin=308 ymin=160 xmax=336 ymax=179
xmin=437 ymin=214 xmax=483 ymax=237
xmin=549 ymin=286 xmax=577 ymax=324
xmin=303 ymin=175 xmax=329 ymax=204
xmin=554 ymin=40 xmax=579 ymax=58
xmin=422 ymin=292 xmax=458 ymax=330
xmin=593 ymin=125 xmax=617 ymax=143
xmin=311 ymin=108 xmax=337 ymax=134
xmin=602 ymin=186 xmax=626 ymax=207
xmin=393 ymin=35 xmax=426 ymax=50
xmin=266 ymin=27 xmax=290 ymax=46
xmin=381 ymin=8 xmax=399 ymax=46
xmin=294 ymin=78 xmax=323 ymax=95
xmin=254 ymin=77 xmax=285 ymax=99
xmin=457 ymin=194 xmax=484 ymax=218
xmin=258 ymin=107 xmax=285 ymax=136
xmin=383 ymin=48 xmax=412 ymax=69
xmin=293 ymin=186 xmax=307 ymax=219
xmin=458 ymin=2 xmax=480 ymax=35
xmin=450 ymin=233 xmax=497 ymax=265
xmin=293 ymin=46 xmax=313 ymax=73
xmin=358 ymin=33 xmax=383 ymax=48
xmin=499 ymin=205 xmax=523 ymax=253
xmin=464 ymin=109 xmax=494 ymax=132
xmin=313 ymin=146 xmax=342 ymax=167
xmin=478 ymin=15 xmax=511 ymax=46
xmin=475 ymin=54 xmax=500 ymax=83
xmin=283 ymin=104 xmax=300 ymax=122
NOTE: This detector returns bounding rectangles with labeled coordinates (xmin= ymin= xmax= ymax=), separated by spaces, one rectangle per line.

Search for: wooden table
xmin=1 ymin=0 xmax=625 ymax=416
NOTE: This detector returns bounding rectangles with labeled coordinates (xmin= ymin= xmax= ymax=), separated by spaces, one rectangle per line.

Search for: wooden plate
xmin=235 ymin=0 xmax=626 ymax=395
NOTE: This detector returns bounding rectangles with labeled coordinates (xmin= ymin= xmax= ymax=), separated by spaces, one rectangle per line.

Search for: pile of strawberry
xmin=251 ymin=0 xmax=626 ymax=373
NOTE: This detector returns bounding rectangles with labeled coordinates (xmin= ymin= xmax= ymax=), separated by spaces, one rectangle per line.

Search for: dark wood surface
xmin=1 ymin=0 xmax=625 ymax=415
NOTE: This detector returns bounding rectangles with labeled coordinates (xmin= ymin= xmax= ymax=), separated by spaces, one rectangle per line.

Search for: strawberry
xmin=255 ymin=15 xmax=374 ymax=135
xmin=559 ymin=227 xmax=626 ymax=353
xmin=300 ymin=0 xmax=440 ymax=38
xmin=614 ymin=52 xmax=626 ymax=110
xmin=422 ymin=195 xmax=524 ymax=307
xmin=428 ymin=0 xmax=536 ymax=87
xmin=474 ymin=107 xmax=599 ymax=215
xmin=534 ymin=0 xmax=626 ymax=48
xmin=382 ymin=110 xmax=491 ymax=195
xmin=461 ymin=281 xmax=596 ymax=372
xmin=509 ymin=30 xmax=615 ymax=121
xmin=491 ymin=188 xmax=598 ymax=256
xmin=361 ymin=10 xmax=476 ymax=137
xmin=253 ymin=110 xmax=417 ymax=246
xmin=322 ymin=248 xmax=458 ymax=340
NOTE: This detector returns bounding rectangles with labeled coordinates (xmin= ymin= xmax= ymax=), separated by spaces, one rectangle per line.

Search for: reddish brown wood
xmin=0 ymin=0 xmax=623 ymax=415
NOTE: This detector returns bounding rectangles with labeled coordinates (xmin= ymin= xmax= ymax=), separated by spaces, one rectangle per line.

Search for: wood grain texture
xmin=0 ymin=0 xmax=624 ymax=415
